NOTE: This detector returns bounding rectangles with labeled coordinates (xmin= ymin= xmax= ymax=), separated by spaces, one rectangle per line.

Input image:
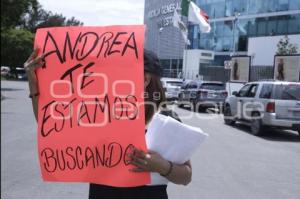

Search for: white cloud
xmin=38 ymin=0 xmax=145 ymax=26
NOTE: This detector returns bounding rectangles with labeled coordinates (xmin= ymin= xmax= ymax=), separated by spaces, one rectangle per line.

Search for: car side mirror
xmin=232 ymin=91 xmax=239 ymax=96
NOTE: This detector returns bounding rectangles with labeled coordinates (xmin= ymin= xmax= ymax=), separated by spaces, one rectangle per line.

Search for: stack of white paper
xmin=146 ymin=113 xmax=209 ymax=185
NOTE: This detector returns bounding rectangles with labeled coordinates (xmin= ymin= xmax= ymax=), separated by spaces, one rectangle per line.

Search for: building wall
xmin=193 ymin=0 xmax=300 ymax=54
xmin=248 ymin=34 xmax=300 ymax=66
xmin=144 ymin=0 xmax=185 ymax=59
xmin=144 ymin=0 xmax=300 ymax=79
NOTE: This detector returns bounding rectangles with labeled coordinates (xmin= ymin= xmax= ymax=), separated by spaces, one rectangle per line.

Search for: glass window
xmin=274 ymin=84 xmax=300 ymax=100
xmin=248 ymin=0 xmax=268 ymax=14
xmin=171 ymin=59 xmax=178 ymax=69
xmin=225 ymin=0 xmax=247 ymax=16
xmin=238 ymin=84 xmax=251 ymax=97
xmin=247 ymin=20 xmax=257 ymax=36
xmin=267 ymin=19 xmax=277 ymax=36
xmin=257 ymin=18 xmax=267 ymax=36
xmin=223 ymin=21 xmax=233 ymax=36
xmin=237 ymin=19 xmax=248 ymax=36
xmin=259 ymin=84 xmax=273 ymax=99
xmin=160 ymin=59 xmax=170 ymax=70
xmin=178 ymin=59 xmax=183 ymax=70
xmin=225 ymin=0 xmax=233 ymax=16
xmin=277 ymin=0 xmax=289 ymax=11
xmin=237 ymin=36 xmax=247 ymax=51
xmin=200 ymin=83 xmax=225 ymax=90
xmin=277 ymin=17 xmax=288 ymax=34
xmin=288 ymin=15 xmax=300 ymax=34
xmin=289 ymin=0 xmax=300 ymax=10
xmin=222 ymin=37 xmax=233 ymax=51
xmin=211 ymin=2 xmax=225 ymax=18
xmin=247 ymin=84 xmax=258 ymax=98
xmin=188 ymin=82 xmax=198 ymax=89
xmin=267 ymin=0 xmax=278 ymax=12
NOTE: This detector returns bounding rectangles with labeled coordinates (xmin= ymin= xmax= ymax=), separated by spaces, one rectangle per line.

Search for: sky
xmin=38 ymin=0 xmax=145 ymax=26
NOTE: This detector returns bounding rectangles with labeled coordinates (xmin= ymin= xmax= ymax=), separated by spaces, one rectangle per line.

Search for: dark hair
xmin=144 ymin=73 xmax=166 ymax=124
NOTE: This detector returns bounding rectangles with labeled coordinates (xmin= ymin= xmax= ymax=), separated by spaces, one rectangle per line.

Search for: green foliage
xmin=276 ymin=35 xmax=298 ymax=55
xmin=1 ymin=28 xmax=34 ymax=67
xmin=1 ymin=0 xmax=84 ymax=68
xmin=1 ymin=0 xmax=38 ymax=28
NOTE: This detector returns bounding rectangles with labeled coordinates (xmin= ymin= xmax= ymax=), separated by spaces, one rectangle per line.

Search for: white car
xmin=224 ymin=81 xmax=300 ymax=136
xmin=1 ymin=66 xmax=10 ymax=77
xmin=161 ymin=78 xmax=183 ymax=100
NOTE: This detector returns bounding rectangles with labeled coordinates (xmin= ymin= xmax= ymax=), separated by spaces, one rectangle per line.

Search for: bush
xmin=1 ymin=28 xmax=34 ymax=67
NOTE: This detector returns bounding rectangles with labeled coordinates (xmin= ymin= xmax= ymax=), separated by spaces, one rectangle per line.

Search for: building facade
xmin=144 ymin=0 xmax=300 ymax=78
xmin=144 ymin=0 xmax=185 ymax=77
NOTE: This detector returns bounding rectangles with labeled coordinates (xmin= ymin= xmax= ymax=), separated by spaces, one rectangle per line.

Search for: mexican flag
xmin=181 ymin=0 xmax=211 ymax=33
xmin=173 ymin=10 xmax=190 ymax=45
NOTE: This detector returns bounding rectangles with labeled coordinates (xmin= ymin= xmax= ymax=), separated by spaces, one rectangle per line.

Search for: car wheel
xmin=251 ymin=112 xmax=264 ymax=136
xmin=224 ymin=105 xmax=235 ymax=125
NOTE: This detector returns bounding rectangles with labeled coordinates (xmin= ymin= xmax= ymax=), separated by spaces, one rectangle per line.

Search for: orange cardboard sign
xmin=34 ymin=25 xmax=149 ymax=187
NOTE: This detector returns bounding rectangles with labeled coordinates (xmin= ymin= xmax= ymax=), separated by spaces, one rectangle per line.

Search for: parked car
xmin=178 ymin=81 xmax=227 ymax=112
xmin=1 ymin=66 xmax=10 ymax=77
xmin=224 ymin=80 xmax=300 ymax=136
xmin=161 ymin=78 xmax=183 ymax=100
xmin=10 ymin=67 xmax=27 ymax=80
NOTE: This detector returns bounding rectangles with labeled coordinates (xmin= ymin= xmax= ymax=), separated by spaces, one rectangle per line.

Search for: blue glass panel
xmin=277 ymin=0 xmax=289 ymax=11
xmin=257 ymin=18 xmax=267 ymax=36
xmin=276 ymin=16 xmax=288 ymax=34
xmin=288 ymin=14 xmax=300 ymax=34
xmin=267 ymin=19 xmax=277 ymax=36
xmin=248 ymin=0 xmax=268 ymax=14
xmin=289 ymin=0 xmax=300 ymax=10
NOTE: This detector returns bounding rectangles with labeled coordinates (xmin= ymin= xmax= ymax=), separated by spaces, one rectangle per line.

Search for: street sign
xmin=224 ymin=60 xmax=232 ymax=69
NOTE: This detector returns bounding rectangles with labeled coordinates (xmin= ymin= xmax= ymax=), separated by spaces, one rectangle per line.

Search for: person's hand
xmin=24 ymin=49 xmax=45 ymax=93
xmin=129 ymin=148 xmax=170 ymax=175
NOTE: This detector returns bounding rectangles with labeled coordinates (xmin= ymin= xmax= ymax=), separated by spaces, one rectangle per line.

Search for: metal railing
xmin=162 ymin=65 xmax=275 ymax=82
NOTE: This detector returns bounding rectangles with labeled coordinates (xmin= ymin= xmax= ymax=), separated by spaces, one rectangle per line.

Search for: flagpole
xmin=184 ymin=21 xmax=189 ymax=80
xmin=184 ymin=40 xmax=188 ymax=79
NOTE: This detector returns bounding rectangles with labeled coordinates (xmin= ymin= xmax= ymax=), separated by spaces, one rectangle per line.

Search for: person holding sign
xmin=24 ymin=48 xmax=192 ymax=199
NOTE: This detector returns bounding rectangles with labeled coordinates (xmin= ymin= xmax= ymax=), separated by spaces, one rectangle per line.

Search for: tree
xmin=1 ymin=28 xmax=34 ymax=67
xmin=276 ymin=35 xmax=298 ymax=55
xmin=1 ymin=0 xmax=38 ymax=28
xmin=34 ymin=12 xmax=83 ymax=30
xmin=21 ymin=7 xmax=84 ymax=32
xmin=1 ymin=0 xmax=83 ymax=69
xmin=66 ymin=17 xmax=84 ymax=26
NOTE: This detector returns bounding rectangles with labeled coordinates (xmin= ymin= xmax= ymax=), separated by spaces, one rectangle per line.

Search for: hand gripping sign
xmin=34 ymin=25 xmax=149 ymax=187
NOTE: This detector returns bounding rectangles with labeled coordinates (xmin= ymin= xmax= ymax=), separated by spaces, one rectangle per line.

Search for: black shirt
xmin=89 ymin=110 xmax=181 ymax=199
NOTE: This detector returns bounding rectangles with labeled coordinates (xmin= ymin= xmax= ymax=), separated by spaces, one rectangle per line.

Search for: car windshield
xmin=166 ymin=81 xmax=182 ymax=87
xmin=274 ymin=84 xmax=300 ymax=100
xmin=200 ymin=83 xmax=225 ymax=90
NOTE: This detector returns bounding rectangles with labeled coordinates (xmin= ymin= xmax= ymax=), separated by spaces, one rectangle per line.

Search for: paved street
xmin=1 ymin=80 xmax=300 ymax=199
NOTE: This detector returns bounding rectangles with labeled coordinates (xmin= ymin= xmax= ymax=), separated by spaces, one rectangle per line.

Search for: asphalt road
xmin=1 ymin=80 xmax=300 ymax=199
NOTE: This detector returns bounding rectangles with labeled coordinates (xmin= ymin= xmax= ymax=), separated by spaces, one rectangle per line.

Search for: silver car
xmin=224 ymin=81 xmax=300 ymax=136
xmin=178 ymin=81 xmax=228 ymax=112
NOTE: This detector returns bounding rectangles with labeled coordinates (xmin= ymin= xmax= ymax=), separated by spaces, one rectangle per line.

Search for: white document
xmin=146 ymin=113 xmax=209 ymax=185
